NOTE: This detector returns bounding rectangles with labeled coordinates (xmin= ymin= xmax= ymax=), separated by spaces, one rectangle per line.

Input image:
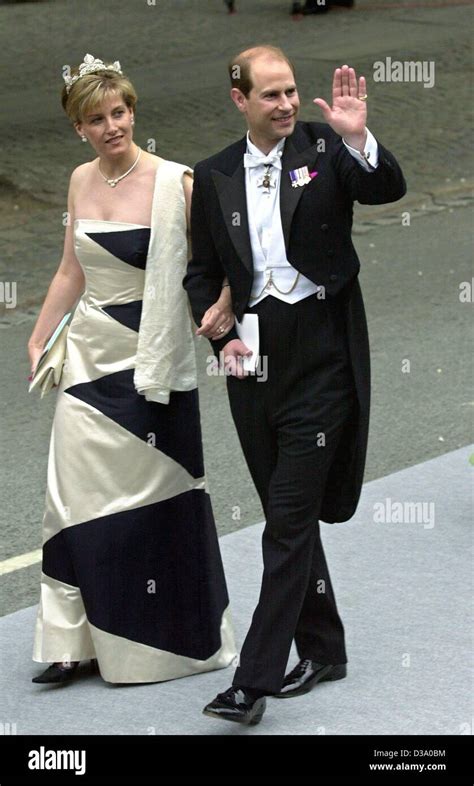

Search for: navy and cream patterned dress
xmin=32 ymin=219 xmax=236 ymax=682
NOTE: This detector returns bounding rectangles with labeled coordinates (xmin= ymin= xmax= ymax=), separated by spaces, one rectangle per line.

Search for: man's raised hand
xmin=313 ymin=65 xmax=368 ymax=150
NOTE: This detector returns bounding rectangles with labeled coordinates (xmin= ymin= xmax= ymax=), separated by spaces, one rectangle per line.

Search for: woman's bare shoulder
xmin=142 ymin=151 xmax=165 ymax=172
xmin=69 ymin=160 xmax=96 ymax=187
xmin=142 ymin=152 xmax=192 ymax=176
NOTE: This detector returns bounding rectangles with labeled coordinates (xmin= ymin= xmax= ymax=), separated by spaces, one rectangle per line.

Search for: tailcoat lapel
xmin=279 ymin=135 xmax=321 ymax=254
xmin=210 ymin=125 xmax=322 ymax=270
xmin=211 ymin=139 xmax=253 ymax=275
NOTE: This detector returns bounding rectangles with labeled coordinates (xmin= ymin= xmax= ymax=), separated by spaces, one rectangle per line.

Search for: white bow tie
xmin=243 ymin=152 xmax=282 ymax=171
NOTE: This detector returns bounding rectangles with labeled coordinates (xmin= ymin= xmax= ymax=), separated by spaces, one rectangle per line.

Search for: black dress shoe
xmin=274 ymin=659 xmax=347 ymax=698
xmin=32 ymin=659 xmax=97 ymax=684
xmin=203 ymin=686 xmax=266 ymax=725
xmin=302 ymin=0 xmax=330 ymax=13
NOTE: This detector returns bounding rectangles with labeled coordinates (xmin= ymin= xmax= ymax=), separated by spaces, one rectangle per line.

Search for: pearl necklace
xmin=98 ymin=147 xmax=141 ymax=188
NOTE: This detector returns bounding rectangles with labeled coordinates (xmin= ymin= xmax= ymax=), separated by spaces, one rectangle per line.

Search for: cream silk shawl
xmin=134 ymin=159 xmax=197 ymax=405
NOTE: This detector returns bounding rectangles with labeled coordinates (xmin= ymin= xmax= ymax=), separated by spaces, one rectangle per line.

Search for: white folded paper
xmin=234 ymin=313 xmax=260 ymax=373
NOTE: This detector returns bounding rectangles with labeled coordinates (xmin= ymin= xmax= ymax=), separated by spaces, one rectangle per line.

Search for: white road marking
xmin=0 ymin=549 xmax=42 ymax=576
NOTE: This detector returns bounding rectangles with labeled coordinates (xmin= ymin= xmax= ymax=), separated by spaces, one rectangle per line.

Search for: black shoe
xmin=203 ymin=686 xmax=266 ymax=725
xmin=302 ymin=0 xmax=330 ymax=14
xmin=274 ymin=660 xmax=347 ymax=698
xmin=32 ymin=659 xmax=97 ymax=684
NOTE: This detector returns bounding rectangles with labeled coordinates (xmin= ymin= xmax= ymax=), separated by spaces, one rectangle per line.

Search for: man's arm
xmin=313 ymin=64 xmax=406 ymax=205
xmin=343 ymin=127 xmax=379 ymax=171
xmin=333 ymin=132 xmax=406 ymax=205
xmin=183 ymin=163 xmax=239 ymax=353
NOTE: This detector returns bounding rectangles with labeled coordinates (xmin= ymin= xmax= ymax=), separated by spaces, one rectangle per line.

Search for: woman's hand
xmin=27 ymin=342 xmax=44 ymax=379
xmin=195 ymin=282 xmax=235 ymax=340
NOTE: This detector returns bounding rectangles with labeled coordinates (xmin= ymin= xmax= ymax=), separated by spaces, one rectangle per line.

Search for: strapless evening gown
xmin=32 ymin=220 xmax=236 ymax=683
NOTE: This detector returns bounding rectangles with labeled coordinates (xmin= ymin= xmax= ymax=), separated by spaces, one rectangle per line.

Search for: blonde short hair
xmin=61 ymin=66 xmax=137 ymax=124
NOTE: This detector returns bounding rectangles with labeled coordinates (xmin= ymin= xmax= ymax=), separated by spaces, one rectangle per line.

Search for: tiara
xmin=63 ymin=53 xmax=123 ymax=94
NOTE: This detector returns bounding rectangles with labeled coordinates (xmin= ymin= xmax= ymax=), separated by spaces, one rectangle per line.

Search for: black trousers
xmin=227 ymin=292 xmax=357 ymax=694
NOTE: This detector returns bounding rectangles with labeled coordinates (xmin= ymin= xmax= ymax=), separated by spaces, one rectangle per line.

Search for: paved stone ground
xmin=0 ymin=0 xmax=472 ymax=615
xmin=0 ymin=0 xmax=472 ymax=201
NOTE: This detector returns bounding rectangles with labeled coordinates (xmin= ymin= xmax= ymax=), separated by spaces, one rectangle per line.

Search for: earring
xmin=131 ymin=118 xmax=135 ymax=126
xmin=81 ymin=135 xmax=87 ymax=142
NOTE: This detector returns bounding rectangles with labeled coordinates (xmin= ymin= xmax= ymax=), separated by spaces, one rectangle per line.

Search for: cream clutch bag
xmin=29 ymin=313 xmax=71 ymax=398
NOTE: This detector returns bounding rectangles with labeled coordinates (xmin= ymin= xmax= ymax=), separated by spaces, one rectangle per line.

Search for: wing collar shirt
xmin=243 ymin=129 xmax=379 ymax=307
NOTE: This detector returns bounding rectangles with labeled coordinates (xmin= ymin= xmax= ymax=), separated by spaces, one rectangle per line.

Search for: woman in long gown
xmin=28 ymin=54 xmax=236 ymax=684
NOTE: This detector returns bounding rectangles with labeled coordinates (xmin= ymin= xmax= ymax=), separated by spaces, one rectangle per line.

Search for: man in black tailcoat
xmin=183 ymin=46 xmax=406 ymax=725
